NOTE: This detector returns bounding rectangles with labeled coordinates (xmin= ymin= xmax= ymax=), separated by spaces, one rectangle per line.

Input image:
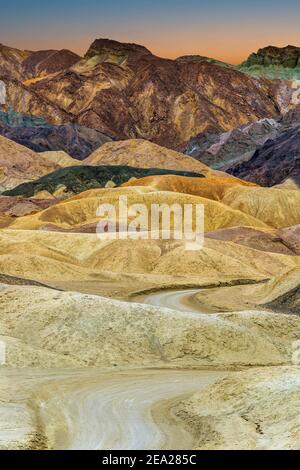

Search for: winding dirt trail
xmin=138 ymin=289 xmax=206 ymax=314
xmin=1 ymin=288 xmax=226 ymax=450
xmin=1 ymin=368 xmax=224 ymax=450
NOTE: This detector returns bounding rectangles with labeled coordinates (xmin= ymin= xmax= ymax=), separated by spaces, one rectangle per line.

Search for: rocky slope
xmin=1 ymin=39 xmax=296 ymax=150
xmin=0 ymin=44 xmax=80 ymax=82
xmin=228 ymin=126 xmax=300 ymax=186
xmin=240 ymin=45 xmax=300 ymax=79
xmin=184 ymin=118 xmax=281 ymax=168
xmin=185 ymin=103 xmax=300 ymax=170
xmin=0 ymin=110 xmax=111 ymax=159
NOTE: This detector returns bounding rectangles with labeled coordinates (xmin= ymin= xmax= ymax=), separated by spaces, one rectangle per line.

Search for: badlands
xmin=0 ymin=40 xmax=300 ymax=451
xmin=1 ymin=142 xmax=300 ymax=450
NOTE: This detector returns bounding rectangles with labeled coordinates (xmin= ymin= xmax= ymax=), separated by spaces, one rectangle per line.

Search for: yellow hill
xmin=0 ymin=229 xmax=297 ymax=298
xmin=8 ymin=186 xmax=269 ymax=232
xmin=123 ymin=175 xmax=300 ymax=228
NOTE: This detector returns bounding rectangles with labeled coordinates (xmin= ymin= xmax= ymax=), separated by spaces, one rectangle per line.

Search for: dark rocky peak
xmin=242 ymin=45 xmax=300 ymax=68
xmin=84 ymin=38 xmax=152 ymax=64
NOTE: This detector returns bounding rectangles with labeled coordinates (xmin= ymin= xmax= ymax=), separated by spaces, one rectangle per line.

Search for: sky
xmin=0 ymin=0 xmax=299 ymax=64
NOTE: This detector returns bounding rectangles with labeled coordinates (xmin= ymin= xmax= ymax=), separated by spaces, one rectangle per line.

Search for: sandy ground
xmin=0 ymin=368 xmax=225 ymax=450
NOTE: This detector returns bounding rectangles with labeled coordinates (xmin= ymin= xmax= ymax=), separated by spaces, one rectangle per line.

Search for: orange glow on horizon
xmin=4 ymin=28 xmax=300 ymax=65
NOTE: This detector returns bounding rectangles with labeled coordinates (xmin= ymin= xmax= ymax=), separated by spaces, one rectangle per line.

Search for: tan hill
xmin=175 ymin=366 xmax=300 ymax=449
xmin=36 ymin=151 xmax=81 ymax=168
xmin=222 ymin=186 xmax=300 ymax=228
xmin=85 ymin=139 xmax=216 ymax=175
xmin=206 ymin=226 xmax=298 ymax=256
xmin=0 ymin=283 xmax=299 ymax=369
xmin=0 ymin=137 xmax=87 ymax=191
xmin=0 ymin=195 xmax=55 ymax=218
xmin=124 ymin=174 xmax=300 ymax=228
xmin=8 ymin=186 xmax=269 ymax=232
xmin=0 ymin=228 xmax=297 ymax=300
xmin=123 ymin=174 xmax=257 ymax=200
xmin=194 ymin=266 xmax=300 ymax=312
xmin=0 ymin=214 xmax=12 ymax=228
xmin=0 ymin=136 xmax=60 ymax=190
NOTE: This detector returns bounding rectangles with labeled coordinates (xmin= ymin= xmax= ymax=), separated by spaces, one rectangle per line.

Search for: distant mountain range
xmin=0 ymin=39 xmax=299 ymax=151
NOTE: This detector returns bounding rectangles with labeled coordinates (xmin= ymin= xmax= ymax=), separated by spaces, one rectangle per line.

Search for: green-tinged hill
xmin=3 ymin=165 xmax=204 ymax=198
xmin=239 ymin=45 xmax=300 ymax=79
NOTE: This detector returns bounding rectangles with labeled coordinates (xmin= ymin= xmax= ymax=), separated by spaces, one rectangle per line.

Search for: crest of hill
xmin=0 ymin=135 xmax=60 ymax=190
xmin=36 ymin=151 xmax=80 ymax=168
xmin=7 ymin=186 xmax=269 ymax=232
xmin=123 ymin=174 xmax=256 ymax=201
xmin=0 ymin=284 xmax=299 ymax=368
xmin=122 ymin=174 xmax=300 ymax=228
xmin=85 ymin=139 xmax=222 ymax=176
xmin=0 ymin=228 xmax=297 ymax=291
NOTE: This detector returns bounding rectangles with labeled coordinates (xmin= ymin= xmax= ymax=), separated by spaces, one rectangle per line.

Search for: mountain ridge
xmin=0 ymin=39 xmax=299 ymax=150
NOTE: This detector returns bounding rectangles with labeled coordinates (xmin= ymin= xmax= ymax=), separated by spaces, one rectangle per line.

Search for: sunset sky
xmin=0 ymin=0 xmax=299 ymax=64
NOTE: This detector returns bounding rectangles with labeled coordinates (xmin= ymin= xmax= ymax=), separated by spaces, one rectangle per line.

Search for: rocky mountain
xmin=0 ymin=43 xmax=29 ymax=81
xmin=0 ymin=39 xmax=297 ymax=150
xmin=0 ymin=109 xmax=112 ymax=159
xmin=22 ymin=49 xmax=80 ymax=80
xmin=184 ymin=103 xmax=300 ymax=180
xmin=0 ymin=44 xmax=80 ymax=82
xmin=228 ymin=126 xmax=300 ymax=187
xmin=175 ymin=55 xmax=232 ymax=68
xmin=239 ymin=45 xmax=300 ymax=79
xmin=185 ymin=118 xmax=281 ymax=168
